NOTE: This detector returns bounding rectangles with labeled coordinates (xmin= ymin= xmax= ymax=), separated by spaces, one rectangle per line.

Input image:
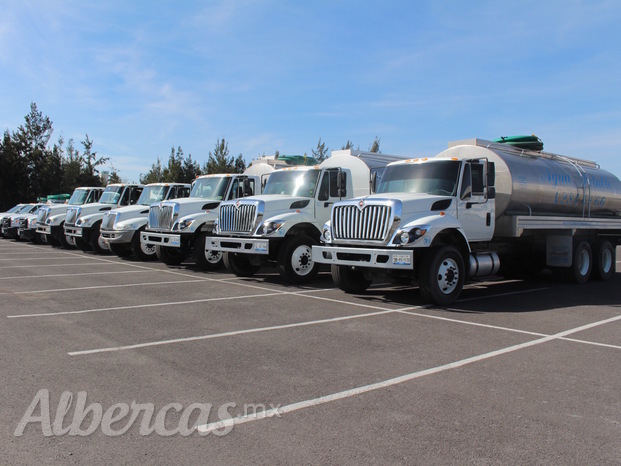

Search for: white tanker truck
xmin=313 ymin=137 xmax=621 ymax=305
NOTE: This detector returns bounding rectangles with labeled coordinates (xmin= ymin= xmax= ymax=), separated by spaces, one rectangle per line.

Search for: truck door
xmin=316 ymin=169 xmax=347 ymax=224
xmin=457 ymin=160 xmax=494 ymax=241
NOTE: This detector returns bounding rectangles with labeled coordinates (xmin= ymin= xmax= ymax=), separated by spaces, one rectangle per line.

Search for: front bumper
xmin=36 ymin=224 xmax=52 ymax=235
xmin=140 ymin=231 xmax=182 ymax=248
xmin=18 ymin=227 xmax=36 ymax=240
xmin=64 ymin=225 xmax=83 ymax=238
xmin=100 ymin=229 xmax=135 ymax=244
xmin=209 ymin=237 xmax=271 ymax=255
xmin=312 ymin=245 xmax=414 ymax=270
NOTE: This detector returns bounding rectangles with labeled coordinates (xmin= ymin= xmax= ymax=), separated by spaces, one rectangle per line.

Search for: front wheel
xmin=89 ymin=223 xmax=110 ymax=255
xmin=74 ymin=236 xmax=92 ymax=251
xmin=277 ymin=235 xmax=319 ymax=284
xmin=109 ymin=243 xmax=132 ymax=258
xmin=419 ymin=245 xmax=465 ymax=306
xmin=223 ymin=252 xmax=260 ymax=277
xmin=132 ymin=228 xmax=157 ymax=261
xmin=192 ymin=232 xmax=223 ymax=270
xmin=332 ymin=265 xmax=372 ymax=293
xmin=155 ymin=245 xmax=186 ymax=266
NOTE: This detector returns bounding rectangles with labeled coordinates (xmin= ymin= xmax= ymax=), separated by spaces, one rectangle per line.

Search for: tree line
xmin=0 ymin=103 xmax=382 ymax=211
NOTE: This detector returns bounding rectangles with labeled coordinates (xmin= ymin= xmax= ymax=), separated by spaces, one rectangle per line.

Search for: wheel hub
xmin=437 ymin=259 xmax=459 ymax=294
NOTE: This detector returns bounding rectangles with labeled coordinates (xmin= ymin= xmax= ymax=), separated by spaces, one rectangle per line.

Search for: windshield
xmin=7 ymin=205 xmax=22 ymax=213
xmin=137 ymin=185 xmax=168 ymax=205
xmin=263 ymin=170 xmax=321 ymax=197
xmin=99 ymin=186 xmax=124 ymax=204
xmin=377 ymin=160 xmax=461 ymax=196
xmin=190 ymin=177 xmax=230 ymax=199
xmin=68 ymin=189 xmax=89 ymax=205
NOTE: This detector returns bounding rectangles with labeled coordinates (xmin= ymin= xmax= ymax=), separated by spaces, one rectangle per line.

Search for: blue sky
xmin=1 ymin=0 xmax=620 ymax=181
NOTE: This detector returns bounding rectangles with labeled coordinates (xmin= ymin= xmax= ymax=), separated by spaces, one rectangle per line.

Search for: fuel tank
xmin=436 ymin=139 xmax=621 ymax=219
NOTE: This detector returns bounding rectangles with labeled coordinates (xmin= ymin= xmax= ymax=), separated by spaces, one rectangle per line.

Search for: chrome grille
xmin=333 ymin=204 xmax=392 ymax=241
xmin=102 ymin=212 xmax=117 ymax=230
xmin=219 ymin=204 xmax=257 ymax=233
xmin=148 ymin=204 xmax=175 ymax=230
xmin=65 ymin=208 xmax=79 ymax=226
xmin=37 ymin=208 xmax=49 ymax=223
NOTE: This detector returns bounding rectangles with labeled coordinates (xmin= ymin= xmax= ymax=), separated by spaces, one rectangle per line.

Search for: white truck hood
xmin=355 ymin=192 xmax=454 ymax=217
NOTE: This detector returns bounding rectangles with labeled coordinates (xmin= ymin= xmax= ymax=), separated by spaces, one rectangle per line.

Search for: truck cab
xmin=64 ymin=184 xmax=143 ymax=253
xmin=100 ymin=183 xmax=191 ymax=260
xmin=210 ymin=151 xmax=405 ymax=283
xmin=36 ymin=187 xmax=104 ymax=247
xmin=140 ymin=172 xmax=266 ymax=270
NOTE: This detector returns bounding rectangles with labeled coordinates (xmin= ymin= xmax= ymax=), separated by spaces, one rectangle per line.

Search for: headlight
xmin=256 ymin=220 xmax=285 ymax=236
xmin=322 ymin=223 xmax=332 ymax=242
xmin=213 ymin=219 xmax=219 ymax=235
xmin=393 ymin=226 xmax=429 ymax=245
xmin=28 ymin=218 xmax=37 ymax=227
xmin=176 ymin=218 xmax=195 ymax=231
xmin=116 ymin=223 xmax=137 ymax=231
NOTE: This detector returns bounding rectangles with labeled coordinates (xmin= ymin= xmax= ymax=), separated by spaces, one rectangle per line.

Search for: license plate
xmin=393 ymin=254 xmax=411 ymax=266
xmin=255 ymin=241 xmax=268 ymax=253
xmin=168 ymin=236 xmax=181 ymax=247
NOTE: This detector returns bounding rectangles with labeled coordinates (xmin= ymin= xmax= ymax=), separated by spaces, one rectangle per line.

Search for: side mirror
xmin=371 ymin=172 xmax=378 ymax=193
xmin=337 ymin=171 xmax=347 ymax=198
xmin=243 ymin=178 xmax=252 ymax=196
xmin=487 ymin=162 xmax=495 ymax=187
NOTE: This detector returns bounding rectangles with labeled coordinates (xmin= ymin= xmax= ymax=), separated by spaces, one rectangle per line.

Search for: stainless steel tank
xmin=436 ymin=139 xmax=621 ymax=219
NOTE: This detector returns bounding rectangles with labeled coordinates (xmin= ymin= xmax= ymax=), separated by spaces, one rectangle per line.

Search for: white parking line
xmin=0 ymin=262 xmax=124 ymax=269
xmin=456 ymin=287 xmax=548 ymax=303
xmin=68 ymin=309 xmax=397 ymax=356
xmin=0 ymin=256 xmax=83 ymax=261
xmin=0 ymin=270 xmax=155 ymax=280
xmin=196 ymin=313 xmax=621 ymax=434
xmin=6 ymin=288 xmax=336 ymax=319
xmin=0 ymin=278 xmax=211 ymax=295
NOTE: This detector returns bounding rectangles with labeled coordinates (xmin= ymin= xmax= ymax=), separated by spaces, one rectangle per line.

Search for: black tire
xmin=155 ymin=245 xmax=186 ymax=266
xmin=223 ymin=252 xmax=260 ymax=277
xmin=89 ymin=222 xmax=110 ymax=255
xmin=131 ymin=229 xmax=157 ymax=261
xmin=566 ymin=240 xmax=592 ymax=284
xmin=46 ymin=234 xmax=61 ymax=247
xmin=192 ymin=232 xmax=223 ymax=270
xmin=277 ymin=234 xmax=319 ymax=284
xmin=75 ymin=237 xmax=92 ymax=251
xmin=419 ymin=245 xmax=465 ymax=306
xmin=109 ymin=243 xmax=132 ymax=258
xmin=332 ymin=265 xmax=372 ymax=293
xmin=58 ymin=223 xmax=76 ymax=249
xmin=593 ymin=240 xmax=615 ymax=281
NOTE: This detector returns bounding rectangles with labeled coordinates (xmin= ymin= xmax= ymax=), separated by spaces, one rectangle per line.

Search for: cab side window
xmin=318 ymin=174 xmax=330 ymax=201
xmin=471 ymin=164 xmax=484 ymax=195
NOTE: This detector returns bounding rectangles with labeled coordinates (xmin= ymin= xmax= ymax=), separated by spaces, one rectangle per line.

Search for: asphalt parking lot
xmin=1 ymin=239 xmax=620 ymax=464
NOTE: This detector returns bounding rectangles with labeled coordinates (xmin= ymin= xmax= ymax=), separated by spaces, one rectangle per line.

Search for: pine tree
xmin=341 ymin=140 xmax=355 ymax=150
xmin=369 ymin=137 xmax=381 ymax=153
xmin=312 ymin=138 xmax=329 ymax=162
xmin=204 ymin=138 xmax=235 ymax=174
